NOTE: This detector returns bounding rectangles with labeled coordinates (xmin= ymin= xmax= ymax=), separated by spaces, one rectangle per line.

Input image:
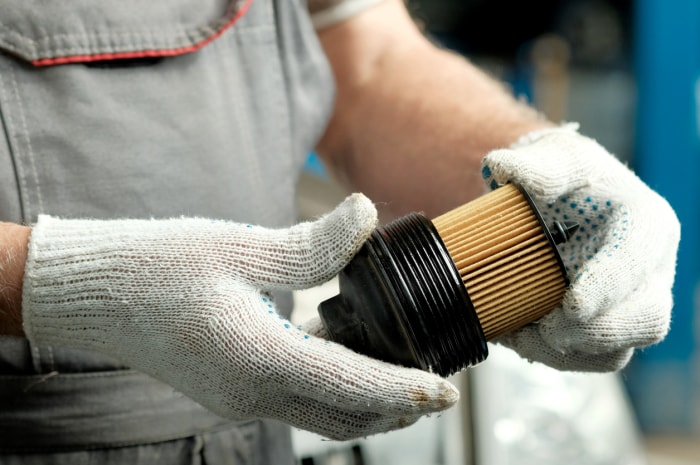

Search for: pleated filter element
xmin=318 ymin=183 xmax=576 ymax=376
xmin=432 ymin=183 xmax=568 ymax=340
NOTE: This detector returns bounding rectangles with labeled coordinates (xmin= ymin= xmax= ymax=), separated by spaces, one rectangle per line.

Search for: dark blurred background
xmin=408 ymin=0 xmax=632 ymax=68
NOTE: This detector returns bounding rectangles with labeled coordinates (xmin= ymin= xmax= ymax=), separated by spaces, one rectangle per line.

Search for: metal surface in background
xmin=470 ymin=345 xmax=646 ymax=465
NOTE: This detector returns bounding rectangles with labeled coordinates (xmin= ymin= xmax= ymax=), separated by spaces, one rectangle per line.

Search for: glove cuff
xmin=22 ymin=215 xmax=133 ymax=348
xmin=22 ymin=215 xmax=210 ymax=348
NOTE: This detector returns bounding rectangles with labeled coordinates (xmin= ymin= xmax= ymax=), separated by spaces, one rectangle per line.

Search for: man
xmin=0 ymin=0 xmax=679 ymax=463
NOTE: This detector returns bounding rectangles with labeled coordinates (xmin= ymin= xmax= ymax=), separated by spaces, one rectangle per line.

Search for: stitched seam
xmin=8 ymin=66 xmax=43 ymax=215
xmin=0 ymin=0 xmax=246 ymax=46
xmin=270 ymin=1 xmax=296 ymax=198
xmin=0 ymin=70 xmax=26 ymax=221
xmin=0 ymin=24 xmax=274 ymax=58
xmin=0 ymin=0 xmax=253 ymax=60
xmin=0 ymin=68 xmax=32 ymax=224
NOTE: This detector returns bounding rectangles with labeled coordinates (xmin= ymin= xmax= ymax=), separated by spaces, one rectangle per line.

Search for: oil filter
xmin=318 ymin=183 xmax=577 ymax=377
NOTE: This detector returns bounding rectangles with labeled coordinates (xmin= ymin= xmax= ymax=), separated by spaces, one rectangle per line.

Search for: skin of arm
xmin=0 ymin=223 xmax=30 ymax=336
xmin=315 ymin=0 xmax=553 ymax=219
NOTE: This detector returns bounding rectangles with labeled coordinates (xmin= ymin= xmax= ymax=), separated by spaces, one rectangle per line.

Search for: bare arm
xmin=0 ymin=222 xmax=29 ymax=336
xmin=316 ymin=0 xmax=553 ymax=219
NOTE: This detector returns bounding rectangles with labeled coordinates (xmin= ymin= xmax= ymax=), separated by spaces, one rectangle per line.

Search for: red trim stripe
xmin=32 ymin=0 xmax=253 ymax=67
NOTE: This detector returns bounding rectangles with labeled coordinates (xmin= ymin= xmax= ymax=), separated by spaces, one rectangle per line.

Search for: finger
xmin=265 ymin=317 xmax=460 ymax=417
xmin=294 ymin=317 xmax=458 ymax=414
xmin=540 ymin=280 xmax=673 ymax=354
xmin=262 ymin=393 xmax=423 ymax=441
xmin=497 ymin=328 xmax=633 ymax=372
xmin=234 ymin=193 xmax=377 ymax=290
xmin=287 ymin=345 xmax=459 ymax=416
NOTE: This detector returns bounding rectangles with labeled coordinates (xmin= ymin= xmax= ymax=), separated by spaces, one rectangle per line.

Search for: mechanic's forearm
xmin=0 ymin=222 xmax=30 ymax=336
xmin=316 ymin=0 xmax=552 ymax=219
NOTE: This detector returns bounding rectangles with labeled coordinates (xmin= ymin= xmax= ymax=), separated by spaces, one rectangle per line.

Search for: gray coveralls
xmin=0 ymin=0 xmax=334 ymax=462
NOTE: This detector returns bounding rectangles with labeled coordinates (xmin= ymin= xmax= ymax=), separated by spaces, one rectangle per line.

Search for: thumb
xmin=239 ymin=193 xmax=378 ymax=290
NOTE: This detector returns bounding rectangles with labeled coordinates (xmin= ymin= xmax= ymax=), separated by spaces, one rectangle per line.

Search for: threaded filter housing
xmin=318 ymin=183 xmax=574 ymax=376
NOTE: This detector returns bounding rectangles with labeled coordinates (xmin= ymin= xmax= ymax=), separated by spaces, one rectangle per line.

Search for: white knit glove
xmin=480 ymin=125 xmax=680 ymax=372
xmin=22 ymin=194 xmax=458 ymax=440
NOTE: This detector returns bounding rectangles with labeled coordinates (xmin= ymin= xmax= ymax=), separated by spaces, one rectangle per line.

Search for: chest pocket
xmin=0 ymin=0 xmax=251 ymax=66
xmin=0 ymin=0 xmax=333 ymax=225
xmin=0 ymin=0 xmax=334 ymax=373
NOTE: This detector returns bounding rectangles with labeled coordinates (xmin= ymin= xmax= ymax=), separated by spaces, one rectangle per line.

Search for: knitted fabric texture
xmin=23 ymin=194 xmax=458 ymax=440
xmin=481 ymin=125 xmax=680 ymax=372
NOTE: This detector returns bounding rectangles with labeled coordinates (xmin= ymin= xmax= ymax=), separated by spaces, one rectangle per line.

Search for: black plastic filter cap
xmin=318 ymin=213 xmax=488 ymax=377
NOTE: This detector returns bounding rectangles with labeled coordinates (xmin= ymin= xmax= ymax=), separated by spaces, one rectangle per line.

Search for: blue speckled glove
xmin=481 ymin=124 xmax=680 ymax=372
